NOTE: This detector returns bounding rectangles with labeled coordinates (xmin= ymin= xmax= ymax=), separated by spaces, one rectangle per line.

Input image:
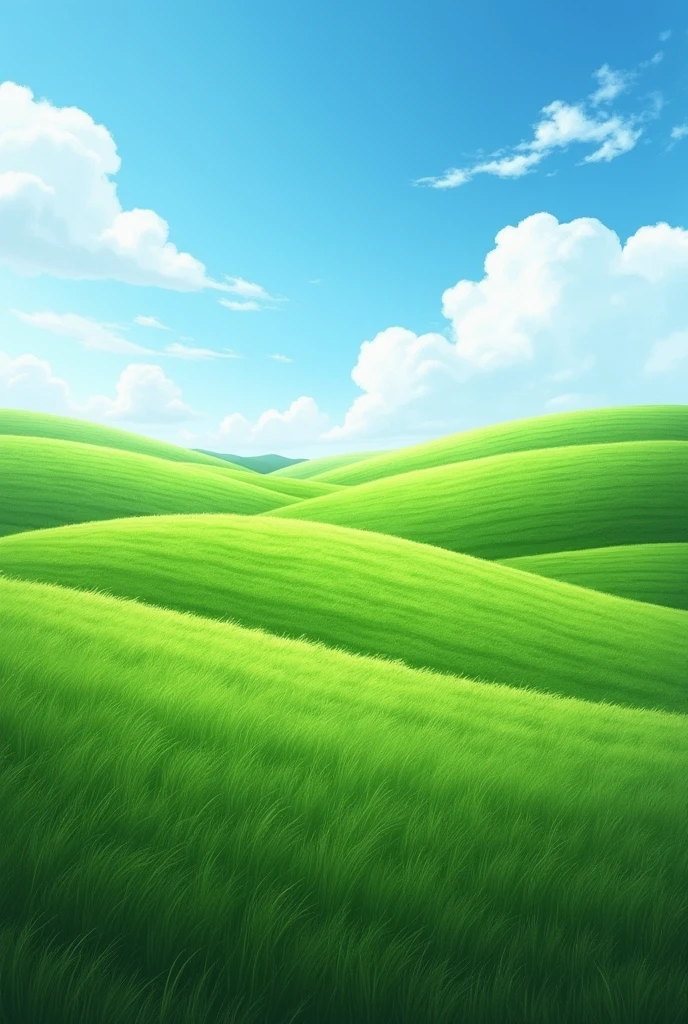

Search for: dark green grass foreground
xmin=1 ymin=514 xmax=686 ymax=712
xmin=270 ymin=441 xmax=688 ymax=558
xmin=0 ymin=436 xmax=298 ymax=537
xmin=0 ymin=408 xmax=236 ymax=468
xmin=502 ymin=543 xmax=688 ymax=610
xmin=1 ymin=577 xmax=687 ymax=1024
xmin=315 ymin=404 xmax=688 ymax=484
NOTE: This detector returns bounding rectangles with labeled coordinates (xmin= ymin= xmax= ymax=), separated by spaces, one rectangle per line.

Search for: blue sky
xmin=0 ymin=0 xmax=686 ymax=455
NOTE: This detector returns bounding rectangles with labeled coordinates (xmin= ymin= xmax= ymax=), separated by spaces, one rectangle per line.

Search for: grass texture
xmin=0 ymin=436 xmax=297 ymax=537
xmin=270 ymin=441 xmax=688 ymax=558
xmin=0 ymin=408 xmax=236 ymax=469
xmin=271 ymin=449 xmax=384 ymax=479
xmin=315 ymin=405 xmax=688 ymax=484
xmin=0 ymin=576 xmax=686 ymax=1024
xmin=0 ymin=514 xmax=686 ymax=713
xmin=502 ymin=543 xmax=688 ymax=611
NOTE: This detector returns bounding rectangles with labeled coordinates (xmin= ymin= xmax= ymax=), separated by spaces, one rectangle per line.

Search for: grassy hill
xmin=270 ymin=441 xmax=688 ymax=559
xmin=502 ymin=543 xmax=688 ymax=611
xmin=1 ymin=575 xmax=686 ymax=1024
xmin=0 ymin=515 xmax=686 ymax=712
xmin=315 ymin=405 xmax=688 ymax=484
xmin=0 ymin=436 xmax=298 ymax=537
xmin=193 ymin=449 xmax=307 ymax=474
xmin=0 ymin=408 xmax=236 ymax=469
xmin=271 ymin=449 xmax=384 ymax=479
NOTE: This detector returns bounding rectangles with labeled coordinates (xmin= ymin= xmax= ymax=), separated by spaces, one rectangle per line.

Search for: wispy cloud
xmin=669 ymin=122 xmax=688 ymax=143
xmin=164 ymin=342 xmax=242 ymax=361
xmin=269 ymin=353 xmax=293 ymax=363
xmin=218 ymin=299 xmax=261 ymax=312
xmin=659 ymin=29 xmax=672 ymax=42
xmin=134 ymin=315 xmax=171 ymax=331
xmin=416 ymin=53 xmax=663 ymax=189
xmin=16 ymin=311 xmax=154 ymax=354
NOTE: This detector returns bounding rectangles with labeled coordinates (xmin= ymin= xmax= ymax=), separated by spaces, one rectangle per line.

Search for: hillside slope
xmin=193 ymin=450 xmax=307 ymax=473
xmin=1 ymin=515 xmax=686 ymax=712
xmin=269 ymin=441 xmax=688 ymax=559
xmin=1 ymin=575 xmax=686 ymax=1024
xmin=0 ymin=408 xmax=237 ymax=469
xmin=316 ymin=405 xmax=688 ymax=484
xmin=502 ymin=543 xmax=688 ymax=610
xmin=0 ymin=436 xmax=298 ymax=537
xmin=271 ymin=449 xmax=384 ymax=479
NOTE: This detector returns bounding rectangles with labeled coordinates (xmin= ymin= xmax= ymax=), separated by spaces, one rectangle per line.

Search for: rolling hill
xmin=270 ymin=449 xmax=384 ymax=479
xmin=314 ymin=405 xmax=688 ymax=484
xmin=269 ymin=441 xmax=688 ymax=558
xmin=1 ymin=575 xmax=686 ymax=1024
xmin=193 ymin=449 xmax=307 ymax=473
xmin=0 ymin=408 xmax=237 ymax=469
xmin=0 ymin=435 xmax=298 ymax=537
xmin=501 ymin=542 xmax=688 ymax=610
xmin=0 ymin=514 xmax=686 ymax=712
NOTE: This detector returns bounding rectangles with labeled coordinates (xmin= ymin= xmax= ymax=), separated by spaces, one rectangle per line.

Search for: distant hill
xmin=193 ymin=449 xmax=307 ymax=474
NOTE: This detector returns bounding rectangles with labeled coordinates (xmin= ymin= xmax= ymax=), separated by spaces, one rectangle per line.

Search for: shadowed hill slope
xmin=0 ymin=576 xmax=686 ymax=1024
xmin=501 ymin=543 xmax=688 ymax=611
xmin=193 ymin=450 xmax=306 ymax=474
xmin=1 ymin=514 xmax=686 ymax=712
xmin=0 ymin=408 xmax=238 ymax=469
xmin=269 ymin=441 xmax=688 ymax=559
xmin=315 ymin=406 xmax=688 ymax=484
xmin=0 ymin=436 xmax=298 ymax=537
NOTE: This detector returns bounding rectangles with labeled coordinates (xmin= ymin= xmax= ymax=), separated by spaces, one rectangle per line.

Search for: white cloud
xmin=0 ymin=351 xmax=73 ymax=413
xmin=330 ymin=212 xmax=688 ymax=439
xmin=416 ymin=57 xmax=658 ymax=188
xmin=0 ymin=82 xmax=227 ymax=290
xmin=16 ymin=310 xmax=153 ymax=354
xmin=224 ymin=277 xmax=273 ymax=300
xmin=218 ymin=396 xmax=328 ymax=451
xmin=218 ymin=299 xmax=261 ymax=312
xmin=269 ymin=353 xmax=293 ymax=363
xmin=659 ymin=29 xmax=672 ymax=42
xmin=164 ymin=342 xmax=240 ymax=361
xmin=134 ymin=315 xmax=171 ymax=330
xmin=644 ymin=331 xmax=688 ymax=374
xmin=89 ymin=364 xmax=198 ymax=423
xmin=670 ymin=123 xmax=688 ymax=142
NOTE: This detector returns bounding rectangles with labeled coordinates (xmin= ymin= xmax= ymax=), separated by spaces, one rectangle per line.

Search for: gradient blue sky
xmin=0 ymin=0 xmax=686 ymax=454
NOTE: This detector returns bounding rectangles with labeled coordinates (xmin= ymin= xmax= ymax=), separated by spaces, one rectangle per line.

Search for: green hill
xmin=271 ymin=449 xmax=384 ymax=479
xmin=0 ymin=515 xmax=685 ymax=712
xmin=315 ymin=405 xmax=688 ymax=484
xmin=0 ymin=408 xmax=236 ymax=469
xmin=502 ymin=543 xmax=688 ymax=611
xmin=270 ymin=441 xmax=688 ymax=559
xmin=0 ymin=436 xmax=298 ymax=537
xmin=193 ymin=449 xmax=307 ymax=474
xmin=1 ymin=575 xmax=686 ymax=1024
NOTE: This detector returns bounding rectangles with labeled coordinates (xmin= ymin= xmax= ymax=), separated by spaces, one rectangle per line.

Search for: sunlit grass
xmin=1 ymin=576 xmax=687 ymax=1024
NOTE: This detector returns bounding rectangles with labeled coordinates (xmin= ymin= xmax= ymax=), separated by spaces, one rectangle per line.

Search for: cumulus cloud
xmin=134 ymin=315 xmax=171 ymax=330
xmin=0 ymin=351 xmax=73 ymax=413
xmin=16 ymin=310 xmax=153 ymax=354
xmin=89 ymin=364 xmax=198 ymax=423
xmin=330 ymin=212 xmax=688 ymax=439
xmin=416 ymin=56 xmax=659 ymax=188
xmin=0 ymin=82 xmax=228 ymax=289
xmin=218 ymin=396 xmax=328 ymax=451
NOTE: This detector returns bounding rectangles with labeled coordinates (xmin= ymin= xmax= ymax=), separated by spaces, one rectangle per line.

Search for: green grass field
xmin=0 ymin=514 xmax=685 ymax=712
xmin=1 ymin=577 xmax=686 ymax=1024
xmin=0 ymin=435 xmax=298 ymax=537
xmin=0 ymin=408 xmax=239 ymax=469
xmin=314 ymin=405 xmax=688 ymax=484
xmin=1 ymin=404 xmax=686 ymax=1023
xmin=502 ymin=543 xmax=688 ymax=610
xmin=270 ymin=448 xmax=384 ymax=478
xmin=270 ymin=441 xmax=688 ymax=557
